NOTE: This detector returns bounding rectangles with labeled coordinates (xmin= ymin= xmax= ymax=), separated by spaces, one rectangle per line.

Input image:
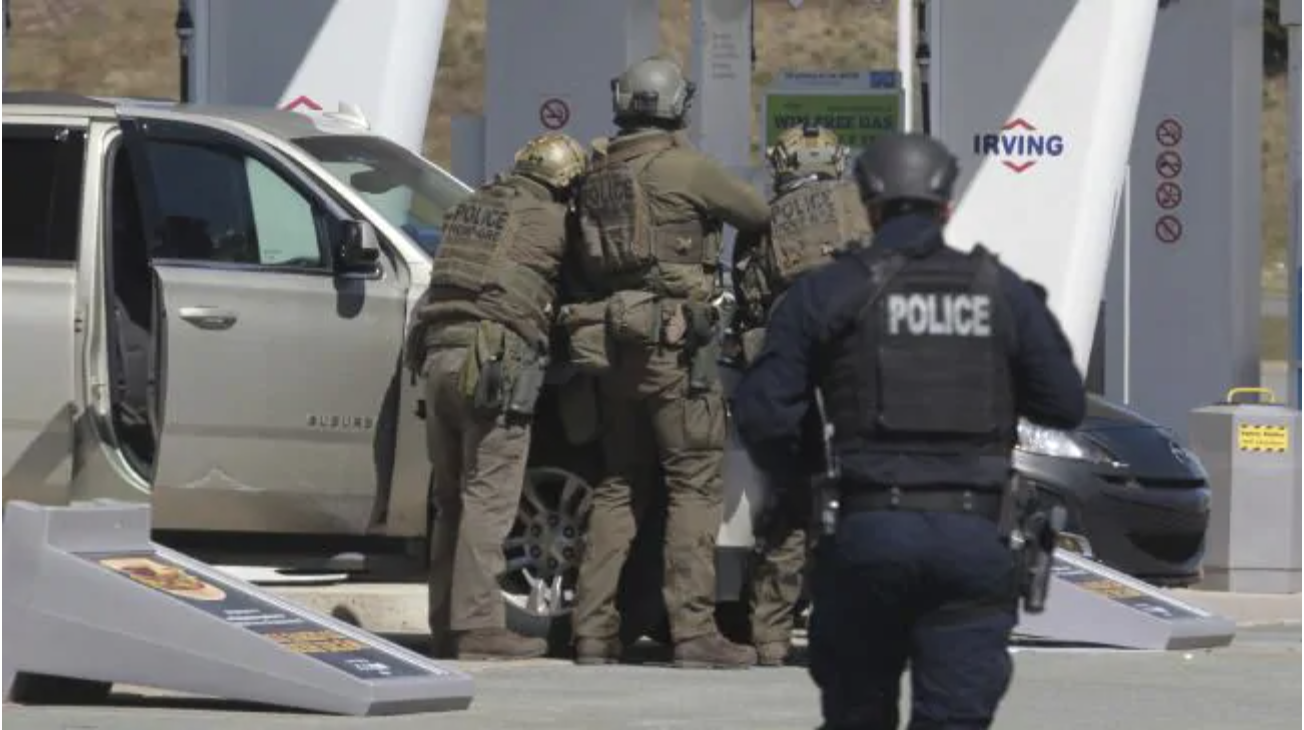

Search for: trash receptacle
xmin=1189 ymin=388 xmax=1301 ymax=594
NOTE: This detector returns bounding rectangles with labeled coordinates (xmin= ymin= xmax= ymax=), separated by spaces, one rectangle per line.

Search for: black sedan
xmin=1014 ymin=394 xmax=1211 ymax=587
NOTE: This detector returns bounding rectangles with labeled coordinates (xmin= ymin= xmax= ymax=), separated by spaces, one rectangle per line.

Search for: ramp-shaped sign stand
xmin=2 ymin=500 xmax=474 ymax=716
xmin=1015 ymin=549 xmax=1237 ymax=650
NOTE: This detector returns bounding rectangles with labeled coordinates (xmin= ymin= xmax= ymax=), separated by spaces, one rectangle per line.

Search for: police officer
xmin=730 ymin=132 xmax=1086 ymax=727
xmin=730 ymin=124 xmax=872 ymax=667
xmin=567 ymin=55 xmax=770 ymax=669
xmin=410 ymin=132 xmax=588 ymax=661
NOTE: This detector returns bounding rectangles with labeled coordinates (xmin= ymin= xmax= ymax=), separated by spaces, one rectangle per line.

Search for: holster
xmin=505 ymin=350 xmax=548 ymax=418
xmin=682 ymin=300 xmax=720 ymax=394
xmin=461 ymin=321 xmax=508 ymax=413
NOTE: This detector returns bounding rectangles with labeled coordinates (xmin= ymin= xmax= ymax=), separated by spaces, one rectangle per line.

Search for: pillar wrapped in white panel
xmin=1103 ymin=0 xmax=1263 ymax=439
xmin=931 ymin=0 xmax=1157 ymax=380
xmin=482 ymin=0 xmax=659 ymax=180
xmin=189 ymin=0 xmax=449 ymax=154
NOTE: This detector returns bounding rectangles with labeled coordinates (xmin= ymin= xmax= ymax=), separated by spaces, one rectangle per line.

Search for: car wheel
xmin=501 ymin=466 xmax=593 ymax=656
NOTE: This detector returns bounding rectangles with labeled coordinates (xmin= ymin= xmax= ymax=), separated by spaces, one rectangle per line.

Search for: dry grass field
xmin=4 ymin=0 xmax=1291 ymax=297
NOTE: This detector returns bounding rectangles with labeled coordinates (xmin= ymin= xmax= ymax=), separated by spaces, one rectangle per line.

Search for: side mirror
xmin=335 ymin=219 xmax=381 ymax=273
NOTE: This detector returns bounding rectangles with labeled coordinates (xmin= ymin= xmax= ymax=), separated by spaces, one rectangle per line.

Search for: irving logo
xmin=972 ymin=118 xmax=1066 ymax=173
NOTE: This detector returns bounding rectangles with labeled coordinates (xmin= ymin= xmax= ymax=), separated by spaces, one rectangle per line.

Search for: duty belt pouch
xmin=462 ymin=320 xmax=507 ymax=412
xmin=557 ymin=301 xmax=612 ymax=374
xmin=605 ymin=290 xmax=663 ymax=347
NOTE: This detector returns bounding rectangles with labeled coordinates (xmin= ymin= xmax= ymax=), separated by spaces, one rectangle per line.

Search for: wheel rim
xmin=500 ymin=466 xmax=593 ymax=620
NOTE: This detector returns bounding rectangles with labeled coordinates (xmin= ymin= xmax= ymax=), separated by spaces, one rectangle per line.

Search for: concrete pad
xmin=2 ymin=625 xmax=1299 ymax=730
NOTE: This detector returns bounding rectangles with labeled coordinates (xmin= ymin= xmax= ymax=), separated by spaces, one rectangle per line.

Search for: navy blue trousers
xmin=808 ymin=510 xmax=1019 ymax=730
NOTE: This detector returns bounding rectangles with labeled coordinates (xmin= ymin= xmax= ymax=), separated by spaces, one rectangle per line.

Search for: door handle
xmin=178 ymin=306 xmax=238 ymax=330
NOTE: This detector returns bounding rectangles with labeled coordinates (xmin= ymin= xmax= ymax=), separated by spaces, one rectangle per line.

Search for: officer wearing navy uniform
xmin=730 ymin=132 xmax=1086 ymax=728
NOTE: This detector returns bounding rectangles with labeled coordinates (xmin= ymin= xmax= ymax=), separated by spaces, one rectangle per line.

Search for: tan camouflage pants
xmin=425 ymin=345 xmax=532 ymax=635
xmin=572 ymin=343 xmax=727 ymax=643
xmin=749 ymin=486 xmax=811 ymax=645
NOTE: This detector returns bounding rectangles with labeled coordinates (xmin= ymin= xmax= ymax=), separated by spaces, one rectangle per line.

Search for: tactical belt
xmin=840 ymin=487 xmax=1003 ymax=521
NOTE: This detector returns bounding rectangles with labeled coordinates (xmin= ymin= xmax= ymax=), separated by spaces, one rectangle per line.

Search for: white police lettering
xmin=886 ymin=293 xmax=992 ymax=337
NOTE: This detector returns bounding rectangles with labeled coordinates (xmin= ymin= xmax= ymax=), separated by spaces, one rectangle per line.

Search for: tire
xmin=500 ymin=466 xmax=592 ymax=657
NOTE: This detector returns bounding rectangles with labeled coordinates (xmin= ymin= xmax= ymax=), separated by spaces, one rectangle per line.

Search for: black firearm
xmin=813 ymin=389 xmax=842 ymax=538
xmin=1003 ymin=476 xmax=1067 ymax=614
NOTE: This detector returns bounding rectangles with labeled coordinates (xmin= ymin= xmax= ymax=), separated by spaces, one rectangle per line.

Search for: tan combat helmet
xmin=766 ymin=124 xmax=850 ymax=182
xmin=512 ymin=132 xmax=589 ymax=190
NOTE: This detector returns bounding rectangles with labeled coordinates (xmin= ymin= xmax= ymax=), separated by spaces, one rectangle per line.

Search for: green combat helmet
xmin=611 ymin=56 xmax=697 ymax=127
xmin=766 ymin=124 xmax=849 ymax=188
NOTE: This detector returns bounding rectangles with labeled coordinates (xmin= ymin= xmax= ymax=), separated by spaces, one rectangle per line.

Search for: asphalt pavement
xmin=4 ymin=625 xmax=1299 ymax=730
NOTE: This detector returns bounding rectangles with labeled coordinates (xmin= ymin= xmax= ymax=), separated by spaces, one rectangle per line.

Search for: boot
xmin=573 ymin=636 xmax=624 ymax=666
xmin=672 ymin=632 xmax=757 ymax=669
xmin=755 ymin=641 xmax=790 ymax=667
xmin=454 ymin=628 xmax=548 ymax=661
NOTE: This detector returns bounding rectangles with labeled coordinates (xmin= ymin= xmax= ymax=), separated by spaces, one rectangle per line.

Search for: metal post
xmin=915 ymin=0 xmax=931 ymax=135
xmin=4 ymin=0 xmax=10 ymax=88
xmin=896 ymin=0 xmax=915 ymax=131
xmin=1284 ymin=0 xmax=1302 ymax=409
xmin=175 ymin=0 xmax=195 ymax=103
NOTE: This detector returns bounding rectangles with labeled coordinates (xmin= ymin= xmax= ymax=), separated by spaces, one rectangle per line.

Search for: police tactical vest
xmin=765 ymin=179 xmax=868 ymax=291
xmin=821 ymin=244 xmax=1016 ymax=461
xmin=424 ymin=179 xmax=560 ymax=348
xmin=576 ymin=133 xmax=709 ymax=296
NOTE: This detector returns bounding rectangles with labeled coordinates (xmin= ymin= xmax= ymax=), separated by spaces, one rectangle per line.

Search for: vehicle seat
xmin=154 ymin=215 xmax=216 ymax=261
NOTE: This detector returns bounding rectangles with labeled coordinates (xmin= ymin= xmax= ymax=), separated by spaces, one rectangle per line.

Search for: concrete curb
xmin=267 ymin=582 xmax=1302 ymax=636
xmin=271 ymin=583 xmax=431 ymax=635
xmin=1164 ymin=588 xmax=1301 ymax=627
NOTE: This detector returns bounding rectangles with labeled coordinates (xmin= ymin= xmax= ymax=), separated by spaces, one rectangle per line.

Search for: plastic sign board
xmin=3 ymin=501 xmax=474 ymax=716
xmin=762 ymin=70 xmax=904 ymax=157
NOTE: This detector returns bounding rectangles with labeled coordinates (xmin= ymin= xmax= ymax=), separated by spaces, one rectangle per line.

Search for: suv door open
xmin=117 ymin=117 xmax=409 ymax=534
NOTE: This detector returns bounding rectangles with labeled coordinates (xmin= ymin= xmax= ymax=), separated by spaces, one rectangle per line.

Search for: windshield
xmin=293 ymin=134 xmax=471 ymax=255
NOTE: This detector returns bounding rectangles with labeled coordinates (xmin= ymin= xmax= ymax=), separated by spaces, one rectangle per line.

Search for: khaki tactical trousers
xmin=748 ymin=493 xmax=809 ymax=645
xmin=572 ymin=342 xmax=727 ymax=643
xmin=425 ymin=346 xmax=532 ymax=635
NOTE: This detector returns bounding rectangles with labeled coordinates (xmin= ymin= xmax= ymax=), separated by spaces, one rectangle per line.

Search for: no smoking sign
xmin=1155 ymin=181 xmax=1182 ymax=210
xmin=539 ymin=97 xmax=571 ymax=130
xmin=1155 ymin=117 xmax=1183 ymax=147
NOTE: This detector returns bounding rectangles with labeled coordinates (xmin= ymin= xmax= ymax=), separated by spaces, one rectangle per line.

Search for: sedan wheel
xmin=500 ymin=467 xmax=593 ymax=647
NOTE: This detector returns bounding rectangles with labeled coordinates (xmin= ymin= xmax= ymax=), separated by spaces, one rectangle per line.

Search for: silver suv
xmin=2 ymin=92 xmax=765 ymax=647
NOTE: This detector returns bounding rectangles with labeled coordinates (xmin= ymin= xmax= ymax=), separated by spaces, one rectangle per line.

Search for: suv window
xmin=2 ymin=125 xmax=86 ymax=264
xmin=145 ymin=139 xmax=326 ymax=268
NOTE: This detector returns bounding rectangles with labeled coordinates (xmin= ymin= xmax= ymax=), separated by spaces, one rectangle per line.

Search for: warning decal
xmin=1236 ymin=423 xmax=1290 ymax=453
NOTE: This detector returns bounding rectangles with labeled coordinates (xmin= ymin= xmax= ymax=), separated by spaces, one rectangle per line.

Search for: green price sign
xmin=763 ymin=90 xmax=903 ymax=153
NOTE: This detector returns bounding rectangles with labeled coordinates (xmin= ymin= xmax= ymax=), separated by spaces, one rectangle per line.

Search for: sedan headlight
xmin=1016 ymin=419 xmax=1120 ymax=465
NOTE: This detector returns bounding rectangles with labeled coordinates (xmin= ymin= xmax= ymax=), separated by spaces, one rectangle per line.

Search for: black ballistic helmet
xmin=852 ymin=132 xmax=960 ymax=207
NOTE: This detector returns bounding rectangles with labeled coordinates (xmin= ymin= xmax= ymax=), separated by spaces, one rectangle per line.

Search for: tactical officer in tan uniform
xmin=729 ymin=125 xmax=871 ymax=667
xmin=564 ymin=55 xmax=770 ymax=669
xmin=410 ymin=132 xmax=588 ymax=661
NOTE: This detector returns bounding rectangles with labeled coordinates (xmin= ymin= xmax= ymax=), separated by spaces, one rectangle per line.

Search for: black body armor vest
xmin=820 ymin=241 xmax=1017 ymax=463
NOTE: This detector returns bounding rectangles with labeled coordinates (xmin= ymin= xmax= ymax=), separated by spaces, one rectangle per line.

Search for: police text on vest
xmin=887 ymin=293 xmax=992 ymax=337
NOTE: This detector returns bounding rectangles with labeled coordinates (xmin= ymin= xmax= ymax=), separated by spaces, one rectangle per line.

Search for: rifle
xmin=1001 ymin=475 xmax=1066 ymax=614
